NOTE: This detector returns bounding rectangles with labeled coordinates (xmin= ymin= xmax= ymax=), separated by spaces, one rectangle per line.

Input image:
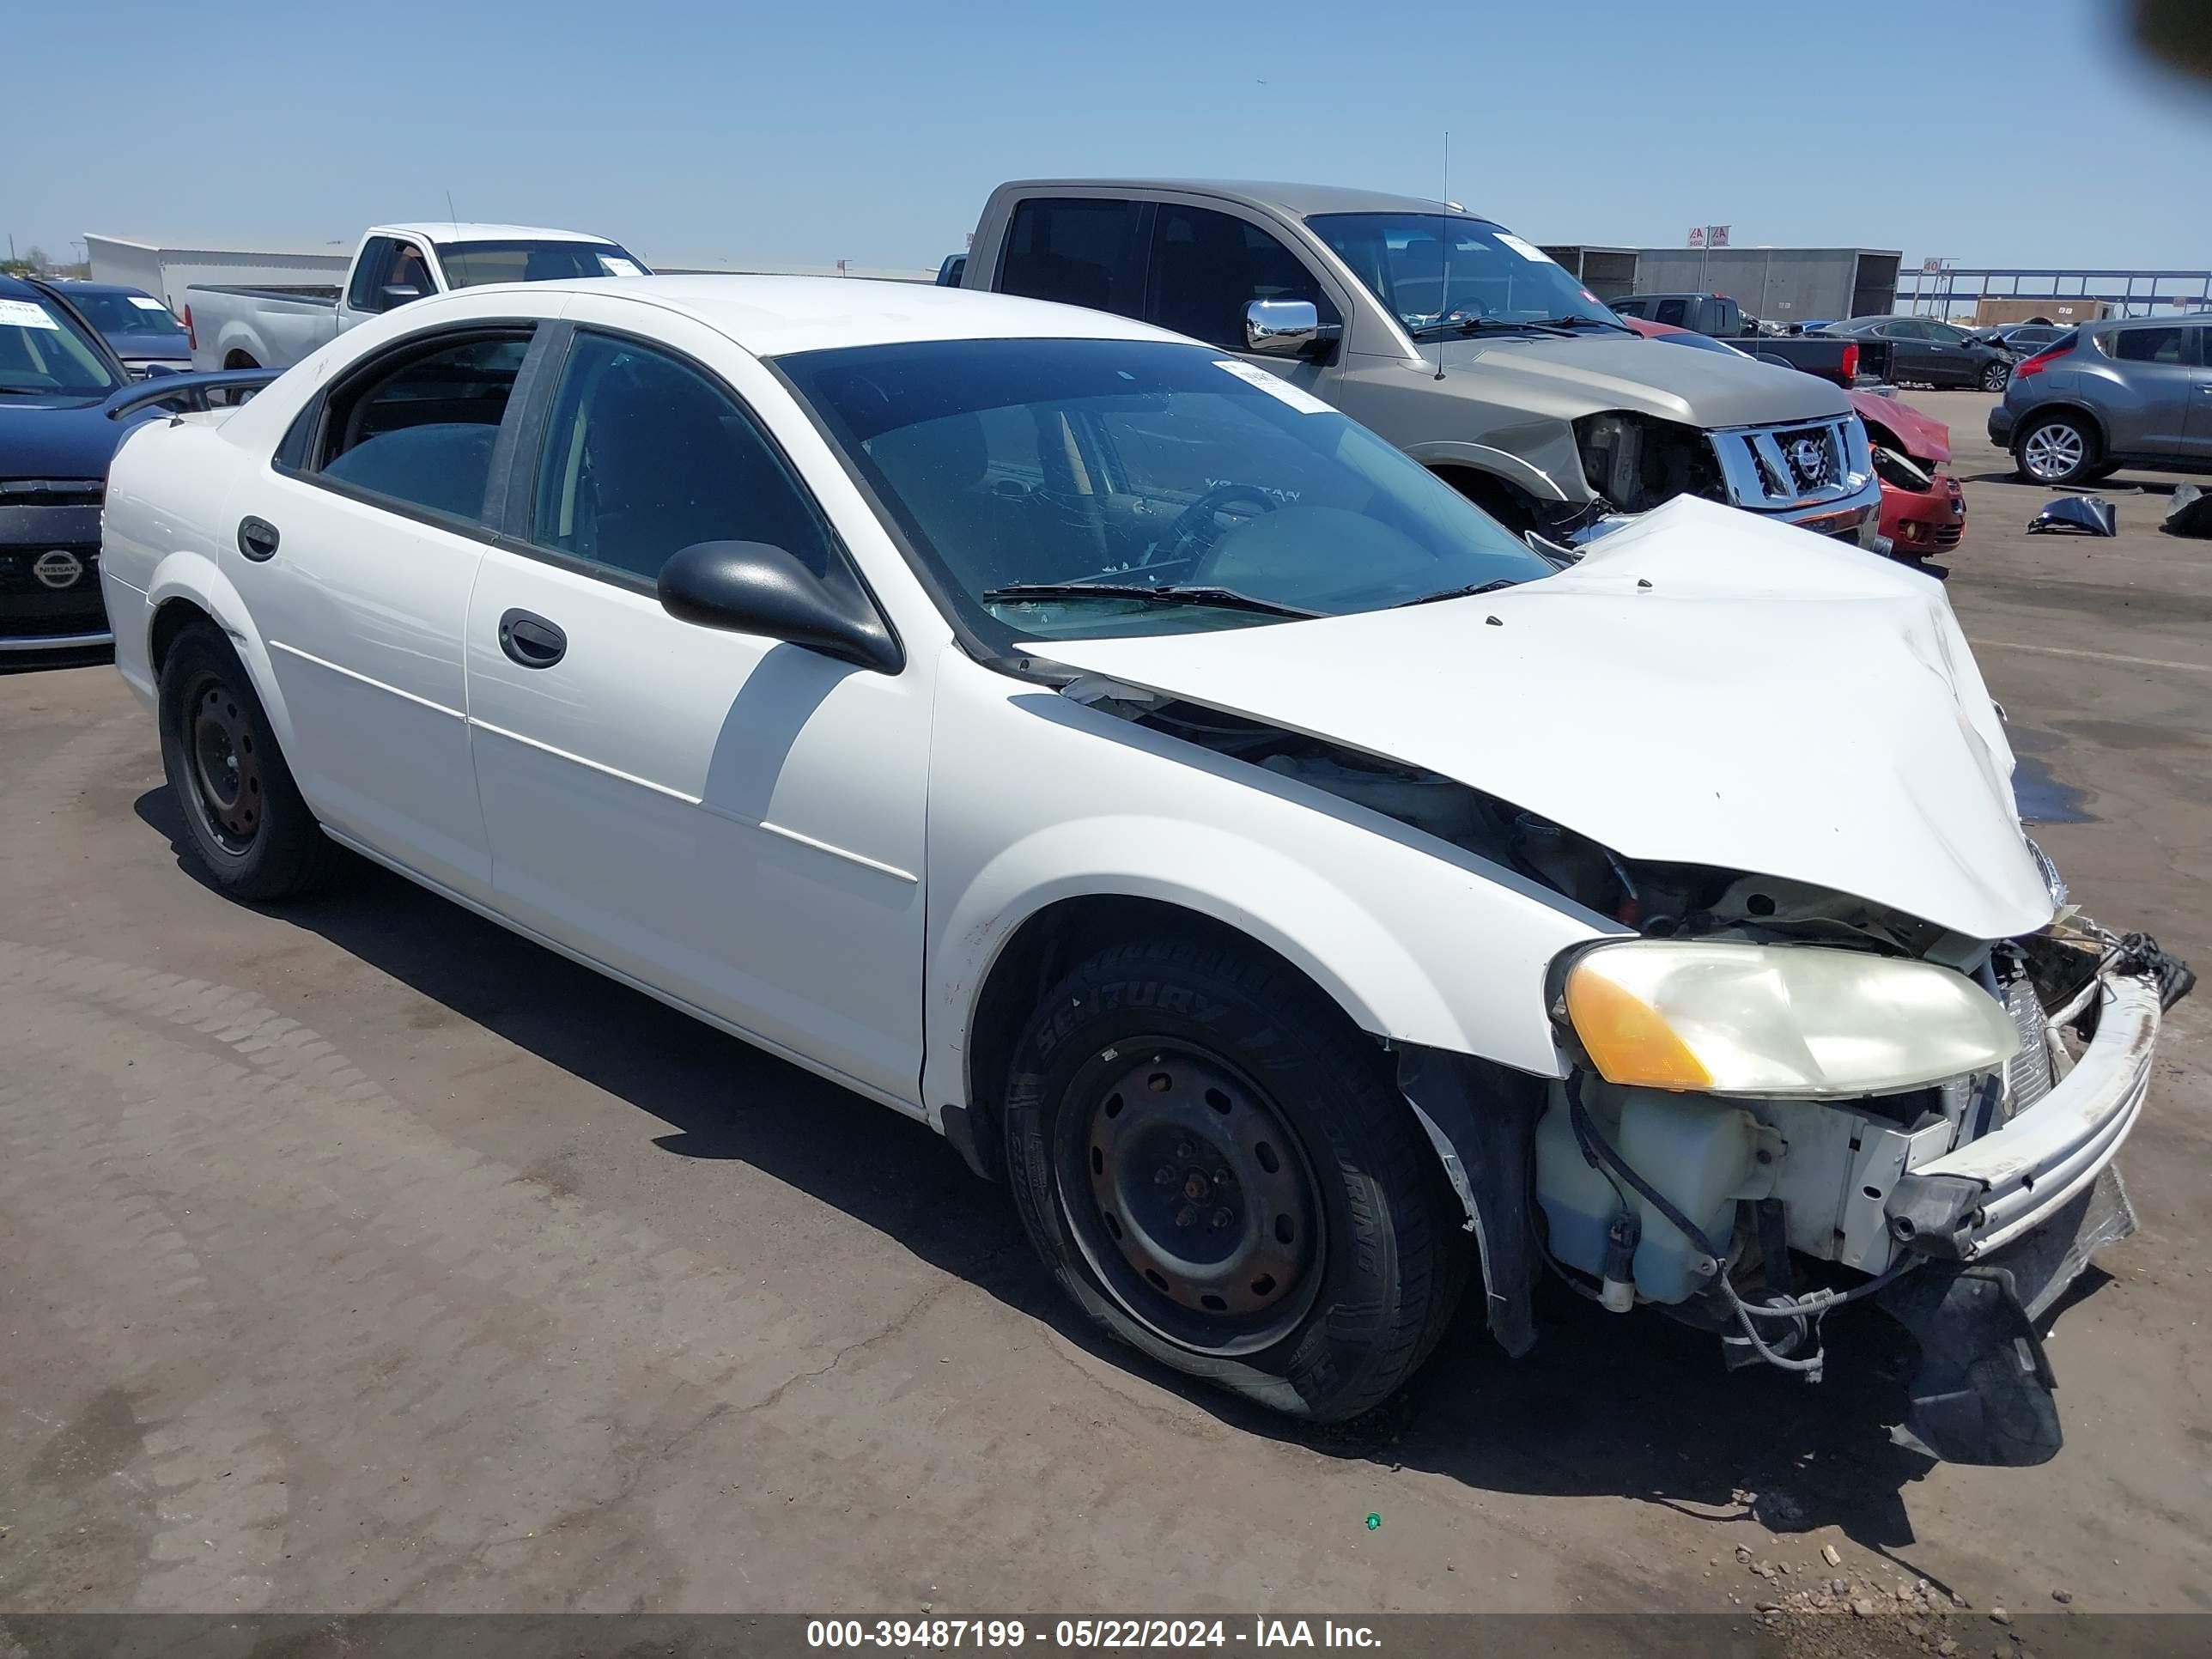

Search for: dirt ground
xmin=1 ymin=386 xmax=2207 ymax=1629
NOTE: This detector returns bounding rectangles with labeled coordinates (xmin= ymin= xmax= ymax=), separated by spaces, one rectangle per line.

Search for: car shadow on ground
xmin=137 ymin=787 xmax=1973 ymax=1560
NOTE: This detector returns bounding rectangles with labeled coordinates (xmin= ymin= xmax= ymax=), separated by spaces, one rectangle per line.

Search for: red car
xmin=1619 ymin=316 xmax=1966 ymax=559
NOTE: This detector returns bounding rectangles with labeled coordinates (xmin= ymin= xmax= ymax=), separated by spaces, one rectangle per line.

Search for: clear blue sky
xmin=15 ymin=0 xmax=2210 ymax=274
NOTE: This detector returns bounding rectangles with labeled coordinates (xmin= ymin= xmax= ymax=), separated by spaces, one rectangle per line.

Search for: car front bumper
xmin=1879 ymin=471 xmax=1967 ymax=556
xmin=1873 ymin=969 xmax=2158 ymax=1465
xmin=1888 ymin=969 xmax=2157 ymax=1264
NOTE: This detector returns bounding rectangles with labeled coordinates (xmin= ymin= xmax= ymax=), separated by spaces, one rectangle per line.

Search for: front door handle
xmin=237 ymin=516 xmax=280 ymax=561
xmin=497 ymin=608 xmax=567 ymax=669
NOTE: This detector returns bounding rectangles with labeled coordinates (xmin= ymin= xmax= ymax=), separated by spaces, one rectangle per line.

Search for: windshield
xmin=1307 ymin=212 xmax=1618 ymax=334
xmin=0 ymin=294 xmax=122 ymax=398
xmin=433 ymin=240 xmax=650 ymax=288
xmin=778 ymin=337 xmax=1554 ymax=647
xmin=67 ymin=289 xmax=185 ymax=338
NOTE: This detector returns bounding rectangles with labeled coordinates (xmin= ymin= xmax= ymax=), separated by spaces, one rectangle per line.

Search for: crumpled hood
xmin=1846 ymin=388 xmax=1951 ymax=465
xmin=1436 ymin=333 xmax=1850 ymax=428
xmin=1032 ymin=496 xmax=2054 ymax=942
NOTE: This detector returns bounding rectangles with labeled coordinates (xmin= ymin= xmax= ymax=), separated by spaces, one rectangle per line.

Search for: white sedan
xmin=101 ymin=276 xmax=2168 ymax=1459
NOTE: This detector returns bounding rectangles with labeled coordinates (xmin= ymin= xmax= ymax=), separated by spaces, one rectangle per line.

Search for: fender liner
xmin=1396 ymin=1044 xmax=1541 ymax=1357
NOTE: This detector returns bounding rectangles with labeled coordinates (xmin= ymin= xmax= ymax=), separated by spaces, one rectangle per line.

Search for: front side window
xmin=383 ymin=244 xmax=433 ymax=306
xmin=1145 ymin=205 xmax=1334 ymax=349
xmin=997 ymin=198 xmax=1146 ymax=319
xmin=435 ymin=240 xmax=649 ymax=288
xmin=310 ymin=331 xmax=532 ymax=521
xmin=777 ymin=337 xmax=1554 ymax=649
xmin=1309 ymin=212 xmax=1617 ymax=336
xmin=532 ymin=331 xmax=840 ymax=585
xmin=0 ymin=293 xmax=122 ymax=399
xmin=2112 ymin=326 xmax=2186 ymax=364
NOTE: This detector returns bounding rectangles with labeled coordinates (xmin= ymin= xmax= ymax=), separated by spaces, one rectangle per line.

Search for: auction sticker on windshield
xmin=128 ymin=295 xmax=170 ymax=311
xmin=1213 ymin=359 xmax=1334 ymax=416
xmin=1495 ymin=233 xmax=1556 ymax=264
xmin=599 ymin=256 xmax=645 ymax=276
xmin=0 ymin=300 xmax=60 ymax=330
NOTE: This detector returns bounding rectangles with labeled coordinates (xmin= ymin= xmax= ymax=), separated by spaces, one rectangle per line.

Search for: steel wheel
xmin=1055 ymin=1039 xmax=1324 ymax=1357
xmin=1980 ymin=361 xmax=2011 ymax=392
xmin=185 ymin=672 xmax=264 ymax=853
xmin=2021 ymin=421 xmax=2087 ymax=483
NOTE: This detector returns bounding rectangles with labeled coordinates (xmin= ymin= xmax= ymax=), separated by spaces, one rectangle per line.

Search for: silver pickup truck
xmin=962 ymin=181 xmax=1880 ymax=544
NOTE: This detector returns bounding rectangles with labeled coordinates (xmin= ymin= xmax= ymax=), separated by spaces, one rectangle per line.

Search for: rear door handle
xmin=237 ymin=517 xmax=280 ymax=561
xmin=497 ymin=608 xmax=567 ymax=669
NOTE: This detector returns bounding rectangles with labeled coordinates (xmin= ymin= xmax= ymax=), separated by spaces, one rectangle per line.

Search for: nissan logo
xmin=33 ymin=550 xmax=85 ymax=591
xmin=1786 ymin=437 xmax=1830 ymax=486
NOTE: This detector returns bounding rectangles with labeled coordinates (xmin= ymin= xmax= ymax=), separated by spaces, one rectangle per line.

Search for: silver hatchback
xmin=1989 ymin=315 xmax=2212 ymax=485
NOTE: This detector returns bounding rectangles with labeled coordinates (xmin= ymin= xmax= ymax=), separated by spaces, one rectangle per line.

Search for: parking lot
xmin=2 ymin=386 xmax=2207 ymax=1620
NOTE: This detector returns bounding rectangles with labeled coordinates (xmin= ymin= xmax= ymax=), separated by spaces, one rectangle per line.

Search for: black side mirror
xmin=380 ymin=283 xmax=424 ymax=307
xmin=658 ymin=540 xmax=902 ymax=673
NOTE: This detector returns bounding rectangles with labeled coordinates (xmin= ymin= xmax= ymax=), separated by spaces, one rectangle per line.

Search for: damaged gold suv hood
xmin=1030 ymin=496 xmax=2056 ymax=942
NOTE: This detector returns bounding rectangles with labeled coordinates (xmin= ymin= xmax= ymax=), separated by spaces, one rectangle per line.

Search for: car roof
xmin=378 ymin=222 xmax=619 ymax=245
xmin=995 ymin=178 xmax=1479 ymax=220
xmin=2098 ymin=313 xmax=2203 ymax=329
xmin=0 ymin=272 xmax=47 ymax=301
xmin=435 ymin=274 xmax=1183 ymax=356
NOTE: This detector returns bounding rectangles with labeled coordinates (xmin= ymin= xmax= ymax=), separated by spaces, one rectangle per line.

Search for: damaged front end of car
xmin=1034 ymin=497 xmax=2184 ymax=1464
xmin=1469 ymin=822 xmax=2183 ymax=1468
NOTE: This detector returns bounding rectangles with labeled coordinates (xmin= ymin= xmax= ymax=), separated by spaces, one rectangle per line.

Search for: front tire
xmin=158 ymin=623 xmax=342 ymax=900
xmin=2016 ymin=413 xmax=2099 ymax=486
xmin=1004 ymin=936 xmax=1469 ymax=1422
xmin=1980 ymin=361 xmax=2011 ymax=392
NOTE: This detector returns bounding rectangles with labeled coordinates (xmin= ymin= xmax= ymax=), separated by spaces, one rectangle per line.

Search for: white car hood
xmin=1031 ymin=496 xmax=2055 ymax=943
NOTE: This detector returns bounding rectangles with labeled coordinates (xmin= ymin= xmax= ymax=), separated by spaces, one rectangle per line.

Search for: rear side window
xmin=1144 ymin=204 xmax=1334 ymax=350
xmin=2111 ymin=326 xmax=2186 ymax=364
xmin=997 ymin=198 xmax=1146 ymax=319
xmin=1652 ymin=297 xmax=1688 ymax=326
xmin=530 ymin=331 xmax=842 ymax=586
xmin=312 ymin=331 xmax=532 ymax=522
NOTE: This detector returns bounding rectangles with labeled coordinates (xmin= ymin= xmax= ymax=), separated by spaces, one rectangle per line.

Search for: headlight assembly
xmin=1562 ymin=939 xmax=2021 ymax=1097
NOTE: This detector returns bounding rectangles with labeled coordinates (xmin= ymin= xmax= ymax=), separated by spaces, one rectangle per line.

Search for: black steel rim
xmin=184 ymin=672 xmax=262 ymax=854
xmin=1054 ymin=1038 xmax=1324 ymax=1356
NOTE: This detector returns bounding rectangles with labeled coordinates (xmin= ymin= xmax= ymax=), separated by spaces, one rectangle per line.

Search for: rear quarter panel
xmin=101 ymin=415 xmax=298 ymax=744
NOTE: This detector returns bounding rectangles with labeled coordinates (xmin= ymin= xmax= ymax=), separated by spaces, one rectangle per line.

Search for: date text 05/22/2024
xmin=805 ymin=1621 xmax=1382 ymax=1650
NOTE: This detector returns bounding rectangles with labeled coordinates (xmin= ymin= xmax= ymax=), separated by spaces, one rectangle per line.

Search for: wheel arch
xmin=145 ymin=553 xmax=297 ymax=752
xmin=957 ymin=891 xmax=1395 ymax=1181
xmin=2013 ymin=399 xmax=2108 ymax=453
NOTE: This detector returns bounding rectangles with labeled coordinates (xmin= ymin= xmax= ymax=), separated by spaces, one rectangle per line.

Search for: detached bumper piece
xmin=1879 ymin=969 xmax=2160 ymax=1465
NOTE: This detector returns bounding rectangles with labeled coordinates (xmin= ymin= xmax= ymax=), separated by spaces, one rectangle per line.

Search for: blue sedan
xmin=52 ymin=281 xmax=193 ymax=377
xmin=2 ymin=275 xmax=267 ymax=656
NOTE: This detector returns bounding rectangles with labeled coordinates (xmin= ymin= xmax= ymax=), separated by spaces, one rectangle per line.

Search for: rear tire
xmin=2016 ymin=413 xmax=2099 ymax=486
xmin=158 ymin=623 xmax=343 ymax=900
xmin=1003 ymin=935 xmax=1469 ymax=1423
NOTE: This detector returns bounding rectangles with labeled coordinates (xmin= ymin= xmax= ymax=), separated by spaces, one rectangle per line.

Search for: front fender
xmin=145 ymin=551 xmax=296 ymax=754
xmin=939 ymin=812 xmax=1465 ymax=1053
xmin=921 ymin=657 xmax=1614 ymax=1131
